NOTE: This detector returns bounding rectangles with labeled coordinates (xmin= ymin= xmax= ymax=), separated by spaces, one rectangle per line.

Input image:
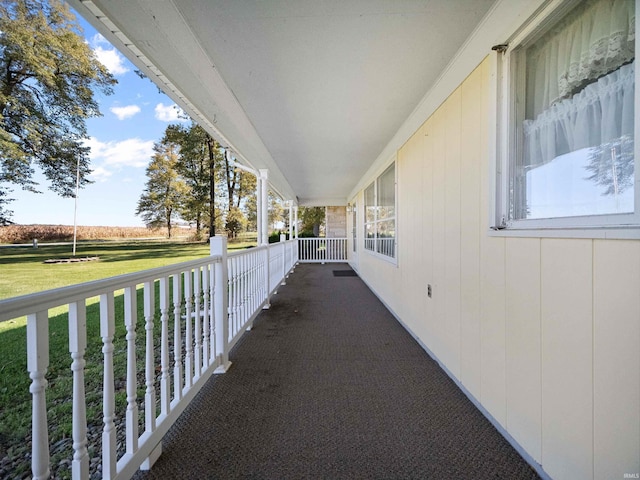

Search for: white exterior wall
xmin=349 ymin=58 xmax=640 ymax=480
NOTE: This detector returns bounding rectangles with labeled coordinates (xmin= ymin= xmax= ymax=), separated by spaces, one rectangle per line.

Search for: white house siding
xmin=350 ymin=57 xmax=640 ymax=480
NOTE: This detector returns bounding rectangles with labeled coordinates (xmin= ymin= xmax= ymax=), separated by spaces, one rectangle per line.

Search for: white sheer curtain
xmin=522 ymin=0 xmax=635 ymax=168
xmin=523 ymin=61 xmax=634 ymax=168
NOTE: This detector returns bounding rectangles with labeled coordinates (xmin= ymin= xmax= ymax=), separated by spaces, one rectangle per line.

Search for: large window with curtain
xmin=501 ymin=0 xmax=637 ymax=229
xmin=364 ymin=162 xmax=396 ymax=259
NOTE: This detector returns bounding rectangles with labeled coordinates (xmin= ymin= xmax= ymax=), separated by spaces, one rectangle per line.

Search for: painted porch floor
xmin=134 ymin=263 xmax=540 ymax=480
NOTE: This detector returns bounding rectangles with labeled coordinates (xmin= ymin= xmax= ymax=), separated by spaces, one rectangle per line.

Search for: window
xmin=496 ymin=0 xmax=638 ymax=233
xmin=364 ymin=162 xmax=396 ymax=259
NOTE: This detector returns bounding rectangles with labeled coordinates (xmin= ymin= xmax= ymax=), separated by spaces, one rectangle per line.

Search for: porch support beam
xmin=259 ymin=169 xmax=269 ymax=245
xmin=288 ymin=201 xmax=294 ymax=239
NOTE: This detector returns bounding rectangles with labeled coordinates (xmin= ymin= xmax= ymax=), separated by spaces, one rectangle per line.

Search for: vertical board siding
xmin=505 ymin=238 xmax=542 ymax=463
xmin=421 ymin=119 xmax=435 ymax=348
xmin=459 ymin=66 xmax=483 ymax=399
xmin=358 ymin=56 xmax=639 ymax=479
xmin=541 ymin=239 xmax=593 ymax=480
xmin=444 ymin=88 xmax=462 ymax=378
xmin=479 ymin=235 xmax=507 ymax=427
xmin=593 ymin=240 xmax=640 ymax=478
xmin=399 ymin=126 xmax=419 ymax=330
xmin=431 ymin=105 xmax=447 ymax=364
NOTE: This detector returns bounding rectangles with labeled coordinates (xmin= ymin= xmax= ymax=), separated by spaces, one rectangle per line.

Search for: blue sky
xmin=8 ymin=14 xmax=188 ymax=227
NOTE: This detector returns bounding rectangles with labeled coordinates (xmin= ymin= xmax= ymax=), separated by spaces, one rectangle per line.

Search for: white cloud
xmin=155 ymin=103 xmax=187 ymax=122
xmin=110 ymin=105 xmax=141 ymax=120
xmin=91 ymin=34 xmax=129 ymax=76
xmin=85 ymin=137 xmax=154 ymax=169
xmin=88 ymin=166 xmax=112 ymax=182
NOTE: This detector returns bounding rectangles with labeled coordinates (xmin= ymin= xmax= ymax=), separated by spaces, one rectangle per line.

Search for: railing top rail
xmin=227 ymin=239 xmax=296 ymax=259
xmin=227 ymin=244 xmax=268 ymax=259
xmin=0 ymin=254 xmax=222 ymax=323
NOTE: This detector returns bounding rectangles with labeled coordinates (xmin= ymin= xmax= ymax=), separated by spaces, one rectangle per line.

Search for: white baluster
xmin=202 ymin=264 xmax=210 ymax=368
xmin=228 ymin=258 xmax=236 ymax=338
xmin=253 ymin=252 xmax=258 ymax=306
xmin=143 ymin=281 xmax=156 ymax=433
xmin=263 ymin=245 xmax=271 ymax=309
xmin=183 ymin=271 xmax=193 ymax=388
xmin=238 ymin=257 xmax=243 ymax=330
xmin=208 ymin=265 xmax=216 ymax=362
xmin=241 ymin=255 xmax=247 ymax=328
xmin=281 ymin=234 xmax=287 ymax=285
xmin=249 ymin=253 xmax=255 ymax=313
xmin=193 ymin=267 xmax=202 ymax=378
xmin=27 ymin=311 xmax=50 ymax=480
xmin=68 ymin=302 xmax=89 ymax=480
xmin=172 ymin=273 xmax=183 ymax=400
xmin=159 ymin=277 xmax=171 ymax=415
xmin=123 ymin=286 xmax=139 ymax=456
xmin=260 ymin=248 xmax=267 ymax=304
xmin=100 ymin=292 xmax=117 ymax=479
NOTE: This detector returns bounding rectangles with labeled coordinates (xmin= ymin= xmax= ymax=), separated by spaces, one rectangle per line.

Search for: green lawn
xmin=0 ymin=241 xmax=211 ymax=301
xmin=0 ymin=238 xmax=256 ymax=477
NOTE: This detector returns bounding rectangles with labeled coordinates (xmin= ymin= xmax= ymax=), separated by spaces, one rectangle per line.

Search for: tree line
xmin=136 ymin=123 xmax=279 ymax=239
xmin=135 ymin=122 xmax=326 ymax=240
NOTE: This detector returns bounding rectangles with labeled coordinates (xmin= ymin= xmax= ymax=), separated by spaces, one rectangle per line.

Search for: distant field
xmin=0 ymin=224 xmax=195 ymax=244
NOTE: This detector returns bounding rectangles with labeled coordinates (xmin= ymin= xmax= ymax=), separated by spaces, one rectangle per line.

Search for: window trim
xmin=492 ymin=0 xmax=640 ymax=239
xmin=364 ymin=160 xmax=398 ymax=263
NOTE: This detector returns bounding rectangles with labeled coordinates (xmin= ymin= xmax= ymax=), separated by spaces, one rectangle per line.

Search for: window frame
xmin=493 ymin=0 xmax=640 ymax=239
xmin=364 ymin=161 xmax=397 ymax=262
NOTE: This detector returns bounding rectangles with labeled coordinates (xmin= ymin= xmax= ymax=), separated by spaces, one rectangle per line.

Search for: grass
xmin=0 ymin=237 xmax=258 ymax=301
xmin=0 ymin=241 xmax=211 ymax=301
xmin=0 ymin=287 xmax=160 ymax=477
xmin=0 ymin=237 xmax=258 ymax=477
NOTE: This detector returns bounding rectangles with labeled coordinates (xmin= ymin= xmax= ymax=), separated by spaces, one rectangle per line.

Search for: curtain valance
xmin=524 ymin=60 xmax=634 ymax=168
xmin=526 ymin=0 xmax=635 ymax=118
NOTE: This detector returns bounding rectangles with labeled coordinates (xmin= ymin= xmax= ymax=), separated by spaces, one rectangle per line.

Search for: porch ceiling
xmin=70 ymin=0 xmax=497 ymax=205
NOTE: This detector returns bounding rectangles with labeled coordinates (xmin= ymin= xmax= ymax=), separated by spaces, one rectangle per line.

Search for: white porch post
xmin=288 ymin=201 xmax=294 ymax=239
xmin=258 ymin=169 xmax=271 ymax=308
xmin=211 ymin=236 xmax=231 ymax=373
xmin=256 ymin=173 xmax=263 ymax=245
xmin=259 ymin=169 xmax=269 ymax=245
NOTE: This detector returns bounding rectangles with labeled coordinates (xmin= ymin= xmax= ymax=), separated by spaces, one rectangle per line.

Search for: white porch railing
xmin=297 ymin=237 xmax=347 ymax=263
xmin=0 ymin=236 xmax=298 ymax=480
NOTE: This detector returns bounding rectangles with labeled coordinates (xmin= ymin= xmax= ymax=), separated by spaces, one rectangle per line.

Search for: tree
xmin=0 ymin=189 xmax=13 ymax=225
xmin=162 ymin=123 xmax=258 ymax=239
xmin=223 ymin=149 xmax=256 ymax=211
xmin=268 ymin=191 xmax=285 ymax=231
xmin=585 ymin=135 xmax=634 ymax=197
xmin=165 ymin=123 xmax=220 ymax=237
xmin=0 ymin=0 xmax=116 ymax=224
xmin=136 ymin=139 xmax=188 ymax=238
xmin=225 ymin=206 xmax=247 ymax=238
xmin=299 ymin=206 xmax=325 ymax=236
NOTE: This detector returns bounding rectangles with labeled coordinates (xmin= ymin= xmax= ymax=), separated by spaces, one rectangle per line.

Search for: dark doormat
xmin=333 ymin=270 xmax=358 ymax=277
